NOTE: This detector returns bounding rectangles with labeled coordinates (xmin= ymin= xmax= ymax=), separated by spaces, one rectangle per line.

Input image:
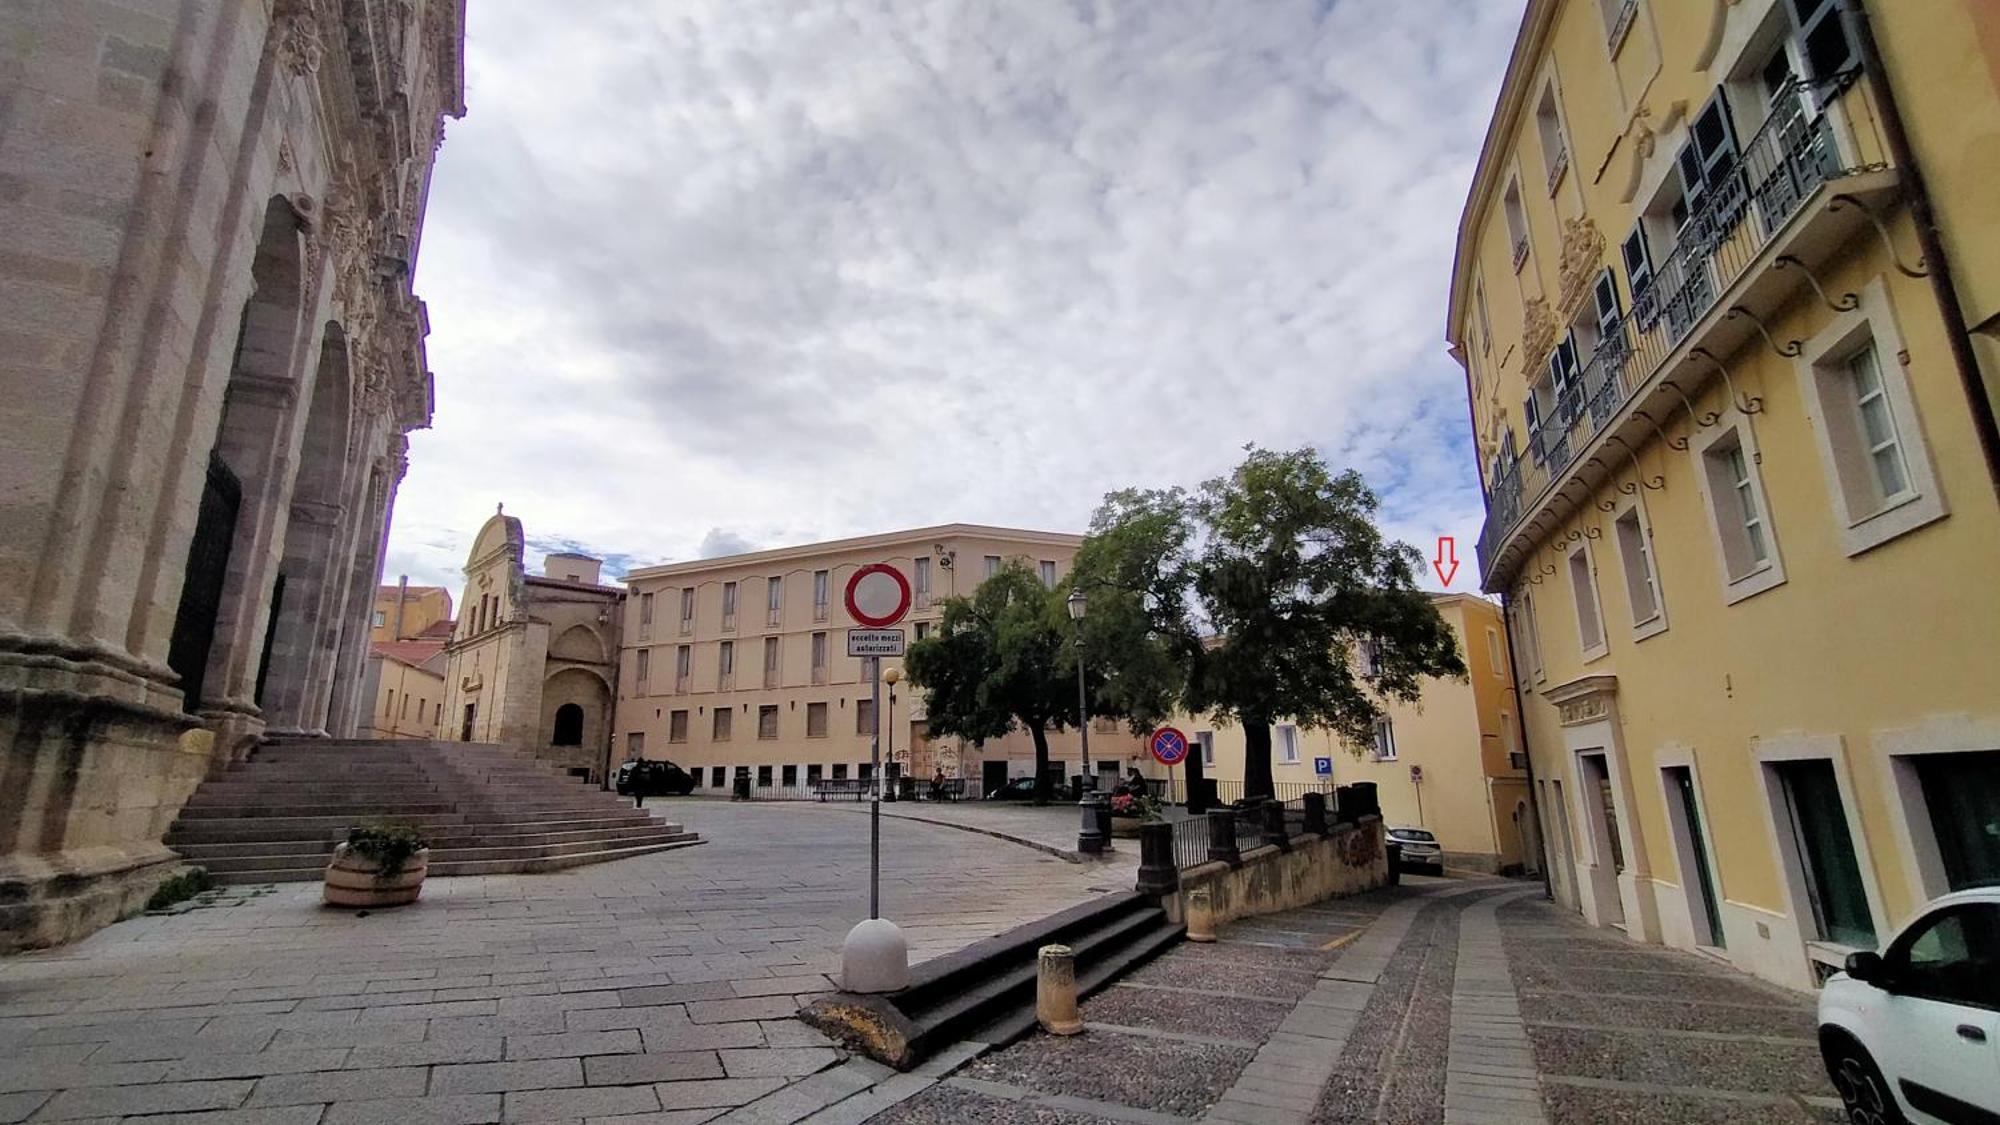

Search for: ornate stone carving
xmin=277 ymin=9 xmax=323 ymax=77
xmin=1556 ymin=217 xmax=1606 ymax=318
xmin=1522 ymin=297 xmax=1559 ymax=369
xmin=1558 ymin=697 xmax=1608 ymax=725
xmin=277 ymin=139 xmax=295 ymax=175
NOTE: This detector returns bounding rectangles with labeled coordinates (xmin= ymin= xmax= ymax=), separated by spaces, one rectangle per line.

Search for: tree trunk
xmin=1242 ymin=718 xmax=1275 ymax=802
xmin=1030 ymin=723 xmax=1052 ymax=805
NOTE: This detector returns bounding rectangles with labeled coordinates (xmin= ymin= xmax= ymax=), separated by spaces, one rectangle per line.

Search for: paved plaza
xmin=0 ymin=801 xmax=1124 ymax=1124
xmin=0 ymin=805 xmax=1845 ymax=1124
xmin=878 ymin=880 xmax=1845 ymax=1125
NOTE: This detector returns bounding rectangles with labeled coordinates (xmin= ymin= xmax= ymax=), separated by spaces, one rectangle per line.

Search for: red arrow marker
xmin=1432 ymin=536 xmax=1460 ymax=587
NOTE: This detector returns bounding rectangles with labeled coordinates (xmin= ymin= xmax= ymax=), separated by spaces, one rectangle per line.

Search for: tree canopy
xmin=1084 ymin=446 xmax=1466 ymax=800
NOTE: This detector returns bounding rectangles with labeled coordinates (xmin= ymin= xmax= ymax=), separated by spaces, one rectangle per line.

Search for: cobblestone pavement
xmin=874 ymin=878 xmax=1844 ymax=1125
xmin=0 ymin=801 xmax=1128 ymax=1124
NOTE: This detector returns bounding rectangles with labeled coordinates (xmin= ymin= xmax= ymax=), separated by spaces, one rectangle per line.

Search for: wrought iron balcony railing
xmin=1478 ymin=74 xmax=1874 ymax=586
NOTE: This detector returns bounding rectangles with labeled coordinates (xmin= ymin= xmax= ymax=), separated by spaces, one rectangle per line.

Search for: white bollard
xmin=840 ymin=918 xmax=909 ymax=993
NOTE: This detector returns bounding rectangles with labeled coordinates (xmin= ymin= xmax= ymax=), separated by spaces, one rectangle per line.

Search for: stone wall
xmin=1167 ymin=817 xmax=1388 ymax=931
xmin=0 ymin=1 xmax=466 ymax=949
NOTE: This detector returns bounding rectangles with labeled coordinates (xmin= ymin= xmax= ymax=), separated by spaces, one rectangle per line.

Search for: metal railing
xmin=1478 ymin=74 xmax=1864 ymax=584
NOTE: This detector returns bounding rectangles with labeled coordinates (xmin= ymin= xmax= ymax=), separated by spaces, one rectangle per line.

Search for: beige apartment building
xmin=360 ymin=642 xmax=449 ymax=741
xmin=617 ymin=525 xmax=1146 ymax=795
xmin=1191 ymin=595 xmax=1536 ymax=873
xmin=371 ymin=580 xmax=454 ymax=646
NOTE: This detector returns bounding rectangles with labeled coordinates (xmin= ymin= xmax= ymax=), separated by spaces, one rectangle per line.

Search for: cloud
xmin=696 ymin=528 xmax=759 ymax=559
xmin=385 ymin=0 xmax=1526 ymax=596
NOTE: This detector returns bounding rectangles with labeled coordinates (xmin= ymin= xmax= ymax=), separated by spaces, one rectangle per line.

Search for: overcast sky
xmin=385 ymin=0 xmax=1526 ymax=596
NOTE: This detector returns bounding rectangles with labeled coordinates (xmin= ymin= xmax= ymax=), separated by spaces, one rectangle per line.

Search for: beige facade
xmin=371 ymin=580 xmax=453 ymax=645
xmin=439 ymin=513 xmax=622 ymax=780
xmin=1450 ymin=0 xmax=2000 ymax=988
xmin=1190 ymin=596 xmax=1535 ymax=873
xmin=617 ymin=526 xmax=1147 ymax=795
xmin=360 ymin=648 xmax=448 ymax=740
xmin=0 ymin=2 xmax=464 ymax=948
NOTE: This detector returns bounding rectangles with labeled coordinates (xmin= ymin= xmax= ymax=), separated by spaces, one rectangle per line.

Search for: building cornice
xmin=1445 ymin=0 xmax=1558 ymax=343
xmin=624 ymin=523 xmax=1085 ymax=582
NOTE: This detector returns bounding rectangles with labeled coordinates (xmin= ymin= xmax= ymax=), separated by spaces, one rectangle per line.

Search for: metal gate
xmin=167 ymin=456 xmax=241 ymax=714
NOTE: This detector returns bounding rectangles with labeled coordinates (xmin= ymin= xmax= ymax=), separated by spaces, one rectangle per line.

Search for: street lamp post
xmin=883 ymin=666 xmax=902 ymax=802
xmin=1068 ymin=587 xmax=1108 ymax=854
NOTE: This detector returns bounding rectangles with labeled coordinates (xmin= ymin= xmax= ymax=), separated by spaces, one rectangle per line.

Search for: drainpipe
xmin=1846 ymin=0 xmax=2000 ymax=501
xmin=1500 ymin=592 xmax=1555 ymax=902
xmin=393 ymin=574 xmax=409 ymax=641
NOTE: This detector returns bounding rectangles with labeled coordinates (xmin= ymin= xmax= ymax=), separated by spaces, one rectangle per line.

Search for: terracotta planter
xmin=1110 ymin=815 xmax=1150 ymax=839
xmin=323 ymin=844 xmax=429 ymax=908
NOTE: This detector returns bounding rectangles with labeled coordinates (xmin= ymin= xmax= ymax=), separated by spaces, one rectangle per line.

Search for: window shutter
xmin=1622 ymin=226 xmax=1655 ymax=327
xmin=1786 ymin=0 xmax=1857 ymax=84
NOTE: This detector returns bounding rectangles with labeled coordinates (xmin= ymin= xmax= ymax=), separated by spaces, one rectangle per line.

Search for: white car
xmin=1817 ymin=886 xmax=2000 ymax=1124
xmin=1386 ymin=826 xmax=1443 ymax=875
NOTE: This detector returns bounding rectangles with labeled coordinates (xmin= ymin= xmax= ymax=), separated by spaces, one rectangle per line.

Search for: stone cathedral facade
xmin=0 ymin=1 xmax=467 ymax=948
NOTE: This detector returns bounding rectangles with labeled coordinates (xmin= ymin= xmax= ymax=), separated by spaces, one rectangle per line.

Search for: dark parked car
xmin=984 ymin=777 xmax=1040 ymax=801
xmin=614 ymin=759 xmax=696 ymax=797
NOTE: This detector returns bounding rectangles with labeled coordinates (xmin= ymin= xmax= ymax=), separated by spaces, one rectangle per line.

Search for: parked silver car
xmin=1386 ymin=826 xmax=1444 ymax=875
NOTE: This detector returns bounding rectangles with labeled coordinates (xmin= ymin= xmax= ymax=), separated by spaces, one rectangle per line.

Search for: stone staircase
xmin=165 ymin=739 xmax=703 ymax=885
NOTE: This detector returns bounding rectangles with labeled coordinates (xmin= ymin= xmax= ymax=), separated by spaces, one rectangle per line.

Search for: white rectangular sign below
xmin=846 ymin=628 xmax=906 ymax=658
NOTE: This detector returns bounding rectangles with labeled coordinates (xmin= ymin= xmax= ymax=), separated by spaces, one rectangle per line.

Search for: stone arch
xmin=550 ymin=623 xmax=606 ymax=664
xmin=259 ymin=319 xmax=355 ymax=733
xmin=170 ymin=197 xmax=307 ymax=717
xmin=540 ymin=667 xmax=610 ymax=752
xmin=551 ymin=704 xmax=584 ymax=746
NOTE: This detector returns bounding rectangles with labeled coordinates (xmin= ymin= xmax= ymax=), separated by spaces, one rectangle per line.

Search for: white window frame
xmin=674 ymin=644 xmax=691 ymax=693
xmin=1566 ymin=543 xmax=1609 ymax=663
xmin=1691 ymin=411 xmax=1787 ymax=604
xmin=1512 ymin=588 xmax=1545 ymax=685
xmin=1485 ymin=627 xmax=1505 ymax=677
xmin=983 ymin=555 xmax=1002 ymax=579
xmin=1372 ymin=718 xmax=1397 ymax=762
xmin=1502 ymin=176 xmax=1530 ymax=272
xmin=810 ymin=631 xmax=828 ymax=685
xmin=913 ymin=556 xmax=932 ymax=607
xmin=1751 ymin=732 xmax=1888 ymax=975
xmin=1198 ymin=730 xmax=1215 ymax=768
xmin=766 ymin=577 xmax=782 ymax=627
xmin=1474 ymin=274 xmax=1492 ymax=356
xmin=763 ymin=636 xmax=781 ymax=688
xmin=1611 ymin=495 xmax=1668 ymax=641
xmin=1277 ymin=724 xmax=1300 ymax=764
xmin=718 ymin=640 xmax=734 ymax=689
xmin=1600 ymin=0 xmax=1638 ymax=53
xmin=634 ymin=648 xmax=650 ymax=692
xmin=679 ymin=587 xmax=695 ymax=633
xmin=813 ymin=569 xmax=830 ymax=622
xmin=721 ymin=581 xmax=737 ymax=630
xmin=1793 ymin=280 xmax=1946 ymax=557
xmin=1534 ymin=78 xmax=1570 ymax=196
xmin=1039 ymin=560 xmax=1057 ymax=588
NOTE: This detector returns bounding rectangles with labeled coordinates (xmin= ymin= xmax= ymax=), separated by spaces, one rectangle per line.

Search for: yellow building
xmin=617 ymin=525 xmax=1146 ymax=796
xmin=1189 ymin=595 xmax=1535 ymax=874
xmin=371 ymin=580 xmax=454 ymax=646
xmin=1449 ymin=0 xmax=2000 ymax=988
xmin=360 ymin=642 xmax=449 ymax=741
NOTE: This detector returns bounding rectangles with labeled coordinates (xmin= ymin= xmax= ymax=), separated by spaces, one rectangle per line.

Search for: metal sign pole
xmin=869 ymin=655 xmax=882 ymax=920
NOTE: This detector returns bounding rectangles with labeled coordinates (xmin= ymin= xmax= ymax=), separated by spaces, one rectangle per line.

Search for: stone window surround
xmin=1749 ymin=730 xmax=1889 ymax=970
xmin=1543 ymin=674 xmax=1656 ymax=939
xmin=1792 ymin=278 xmax=1948 ymax=557
xmin=1870 ymin=713 xmax=2000 ymax=912
xmin=1566 ymin=539 xmax=1610 ymax=664
xmin=1689 ymin=409 xmax=1787 ymax=605
xmin=1609 ymin=492 xmax=1670 ymax=643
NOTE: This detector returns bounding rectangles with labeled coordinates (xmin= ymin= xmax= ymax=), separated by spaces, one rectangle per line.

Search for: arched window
xmin=552 ymin=703 xmax=584 ymax=746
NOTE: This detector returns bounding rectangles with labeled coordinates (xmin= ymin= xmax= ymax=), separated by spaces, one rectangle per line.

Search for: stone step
xmin=209 ymin=837 xmax=707 ymax=885
xmin=184 ymin=830 xmax=702 ymax=873
xmin=172 ymin=822 xmax=686 ymax=858
xmin=166 ymin=812 xmax=662 ymax=844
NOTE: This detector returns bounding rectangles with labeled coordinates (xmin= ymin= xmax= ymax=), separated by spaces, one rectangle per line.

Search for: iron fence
xmin=1477 ymin=73 xmax=1865 ymax=583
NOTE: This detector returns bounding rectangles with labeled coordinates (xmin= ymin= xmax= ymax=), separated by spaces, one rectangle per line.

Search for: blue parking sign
xmin=1313 ymin=756 xmax=1332 ymax=777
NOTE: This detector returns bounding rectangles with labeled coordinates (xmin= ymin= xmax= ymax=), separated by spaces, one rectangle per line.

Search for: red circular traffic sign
xmin=845 ymin=563 xmax=912 ymax=628
xmin=1149 ymin=726 xmax=1190 ymax=766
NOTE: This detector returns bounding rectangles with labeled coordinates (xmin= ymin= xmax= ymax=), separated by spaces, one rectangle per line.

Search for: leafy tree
xmin=904 ymin=563 xmax=1076 ymax=803
xmin=1086 ymin=446 xmax=1466 ymax=801
xmin=1064 ymin=488 xmax=1196 ymax=734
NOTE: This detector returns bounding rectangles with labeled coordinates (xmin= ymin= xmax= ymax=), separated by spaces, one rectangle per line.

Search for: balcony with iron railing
xmin=1477 ymin=74 xmax=1898 ymax=590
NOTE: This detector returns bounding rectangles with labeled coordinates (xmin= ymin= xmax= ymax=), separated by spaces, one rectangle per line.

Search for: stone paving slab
xmin=0 ymin=803 xmax=1121 ymax=1125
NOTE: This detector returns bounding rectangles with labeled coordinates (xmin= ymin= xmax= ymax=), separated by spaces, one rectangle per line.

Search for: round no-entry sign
xmin=845 ymin=563 xmax=912 ymax=628
xmin=1150 ymin=726 xmax=1190 ymax=766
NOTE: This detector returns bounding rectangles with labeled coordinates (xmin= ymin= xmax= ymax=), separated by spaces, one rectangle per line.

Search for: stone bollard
xmin=1260 ymin=800 xmax=1289 ymax=851
xmin=1205 ymin=810 xmax=1240 ymax=866
xmin=1036 ymin=944 xmax=1083 ymax=1035
xmin=1135 ymin=822 xmax=1178 ymax=896
xmin=1185 ymin=886 xmax=1217 ymax=943
xmin=1302 ymin=792 xmax=1328 ymax=836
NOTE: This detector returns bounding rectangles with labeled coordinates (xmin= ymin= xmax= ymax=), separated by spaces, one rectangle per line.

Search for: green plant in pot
xmin=324 ymin=824 xmax=432 ymax=908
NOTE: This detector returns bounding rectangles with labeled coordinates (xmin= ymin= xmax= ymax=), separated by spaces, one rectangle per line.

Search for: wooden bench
xmin=811 ymin=779 xmax=869 ymax=801
xmin=923 ymin=779 xmax=967 ymax=802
